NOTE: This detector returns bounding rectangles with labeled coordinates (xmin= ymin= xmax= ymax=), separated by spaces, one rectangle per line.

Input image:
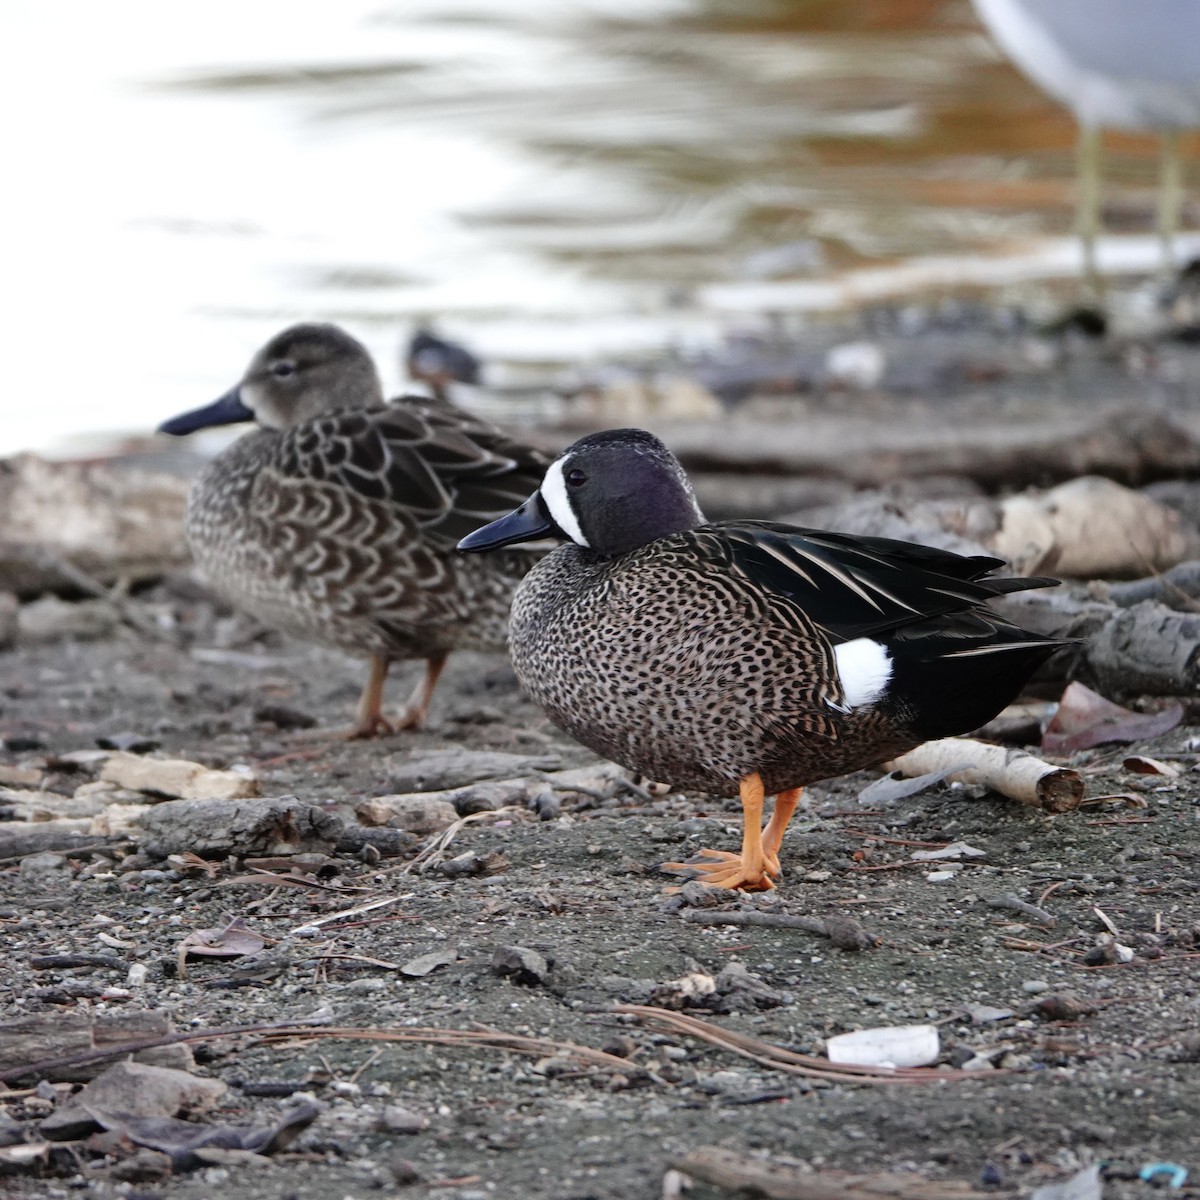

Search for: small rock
xmin=101 ymin=751 xmax=259 ymax=801
xmin=964 ymin=1003 xmax=1014 ymax=1023
xmin=529 ymin=790 xmax=561 ymax=821
xmin=95 ymin=732 xmax=161 ymax=754
xmin=1034 ymin=993 xmax=1100 ymax=1021
xmin=1021 ymin=979 xmax=1050 ymax=994
xmin=19 ymin=852 xmax=70 ymax=888
xmin=252 ymin=703 xmax=318 ymax=731
xmin=380 ymin=1106 xmax=429 ymax=1135
xmin=355 ymin=794 xmax=458 ymax=835
xmin=382 ymin=748 xmax=559 ymax=793
xmin=399 ymin=947 xmax=458 ymax=978
xmin=387 ymin=1157 xmax=425 ymax=1186
xmin=698 ymin=1069 xmax=747 ymax=1094
xmin=18 ymin=596 xmax=118 ymax=643
xmin=40 ymin=1060 xmax=226 ymax=1140
xmin=602 ymin=1035 xmax=636 ymax=1059
xmin=492 ymin=945 xmax=550 ymax=986
xmin=0 ymin=762 xmax=43 ymax=787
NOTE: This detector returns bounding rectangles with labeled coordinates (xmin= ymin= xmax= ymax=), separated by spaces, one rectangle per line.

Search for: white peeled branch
xmin=826 ymin=1024 xmax=940 ymax=1069
xmin=882 ymin=739 xmax=1083 ymax=812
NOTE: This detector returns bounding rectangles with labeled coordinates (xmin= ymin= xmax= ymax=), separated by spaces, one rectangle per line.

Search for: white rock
xmin=100 ymin=751 xmax=259 ymax=801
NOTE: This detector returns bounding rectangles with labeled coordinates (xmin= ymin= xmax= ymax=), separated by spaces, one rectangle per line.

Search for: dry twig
xmin=613 ymin=1005 xmax=983 ymax=1085
xmin=672 ymin=1148 xmax=1009 ymax=1200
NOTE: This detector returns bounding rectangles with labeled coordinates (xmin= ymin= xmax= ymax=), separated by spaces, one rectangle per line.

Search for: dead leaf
xmin=910 ymin=841 xmax=987 ymax=862
xmin=399 ymin=947 xmax=458 ymax=978
xmin=166 ymin=852 xmax=221 ymax=879
xmin=857 ymin=764 xmax=971 ymax=807
xmin=81 ymin=1099 xmax=320 ymax=1171
xmin=1042 ymin=682 xmax=1183 ymax=754
xmin=177 ymin=917 xmax=265 ymax=980
xmin=1122 ymin=755 xmax=1181 ymax=777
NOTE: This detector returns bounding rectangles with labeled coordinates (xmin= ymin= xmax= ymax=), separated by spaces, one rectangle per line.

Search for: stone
xmin=101 ymin=751 xmax=259 ymax=801
xmin=19 ymin=851 xmax=70 ymax=887
xmin=40 ymin=1060 xmax=226 ymax=1140
xmin=18 ymin=597 xmax=119 ymax=643
xmin=355 ymin=794 xmax=457 ymax=835
xmin=491 ymin=945 xmax=550 ymax=986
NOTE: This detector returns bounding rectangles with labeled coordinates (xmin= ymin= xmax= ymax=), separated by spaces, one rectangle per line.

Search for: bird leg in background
xmin=393 ymin=652 xmax=448 ymax=731
xmin=662 ymin=772 xmax=776 ymax=891
xmin=1158 ymin=129 xmax=1184 ymax=271
xmin=1077 ymin=125 xmax=1104 ymax=298
xmin=761 ymin=787 xmax=802 ymax=876
xmin=351 ymin=651 xmax=395 ymax=737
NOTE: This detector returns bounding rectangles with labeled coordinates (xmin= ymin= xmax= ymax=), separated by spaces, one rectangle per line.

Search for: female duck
xmin=460 ymin=428 xmax=1062 ymax=891
xmin=159 ymin=323 xmax=548 ymax=736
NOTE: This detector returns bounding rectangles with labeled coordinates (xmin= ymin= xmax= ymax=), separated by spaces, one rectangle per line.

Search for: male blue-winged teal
xmin=159 ymin=323 xmax=548 ymax=737
xmin=460 ymin=428 xmax=1064 ymax=891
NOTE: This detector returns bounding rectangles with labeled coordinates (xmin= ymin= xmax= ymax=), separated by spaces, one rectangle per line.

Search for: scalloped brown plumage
xmin=160 ymin=323 xmax=549 ymax=736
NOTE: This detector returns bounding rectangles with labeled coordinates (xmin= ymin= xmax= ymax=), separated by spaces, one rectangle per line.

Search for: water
xmin=3 ymin=0 xmax=1195 ymax=456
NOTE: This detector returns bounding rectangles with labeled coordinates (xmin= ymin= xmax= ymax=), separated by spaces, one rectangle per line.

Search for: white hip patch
xmin=834 ymin=637 xmax=892 ymax=708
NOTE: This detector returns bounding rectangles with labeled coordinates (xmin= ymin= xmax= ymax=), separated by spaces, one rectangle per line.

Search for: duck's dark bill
xmin=458 ymin=493 xmax=557 ymax=552
xmin=158 ymin=387 xmax=254 ymax=436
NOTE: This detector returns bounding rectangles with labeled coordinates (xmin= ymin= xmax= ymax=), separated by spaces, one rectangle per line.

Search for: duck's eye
xmin=272 ymin=361 xmax=296 ymax=378
xmin=566 ymin=468 xmax=587 ymax=488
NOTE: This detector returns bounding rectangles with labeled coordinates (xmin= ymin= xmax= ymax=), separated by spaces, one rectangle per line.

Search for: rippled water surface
xmin=4 ymin=0 xmax=1196 ymax=453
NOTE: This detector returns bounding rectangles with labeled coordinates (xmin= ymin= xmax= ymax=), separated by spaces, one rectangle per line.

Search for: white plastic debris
xmin=826 ymin=1024 xmax=939 ymax=1069
xmin=1031 ymin=1164 xmax=1102 ymax=1200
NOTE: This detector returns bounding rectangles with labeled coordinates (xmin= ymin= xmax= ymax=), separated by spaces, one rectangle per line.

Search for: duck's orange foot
xmin=347 ymin=713 xmax=397 ymax=739
xmin=662 ymin=848 xmax=776 ymax=892
xmin=388 ymin=704 xmax=429 ymax=733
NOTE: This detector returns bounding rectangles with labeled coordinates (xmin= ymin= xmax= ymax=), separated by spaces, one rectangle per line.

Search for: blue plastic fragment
xmin=1139 ymin=1163 xmax=1188 ymax=1189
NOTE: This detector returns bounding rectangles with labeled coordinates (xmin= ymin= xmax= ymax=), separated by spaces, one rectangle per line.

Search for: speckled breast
xmin=508 ymin=542 xmax=921 ymax=795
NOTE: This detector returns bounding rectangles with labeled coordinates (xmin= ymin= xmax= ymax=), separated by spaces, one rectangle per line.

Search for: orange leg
xmin=391 ymin=652 xmax=448 ymax=731
xmin=761 ymin=787 xmax=801 ymax=877
xmin=662 ymin=773 xmax=776 ymax=891
xmin=350 ymin=651 xmax=395 ymax=738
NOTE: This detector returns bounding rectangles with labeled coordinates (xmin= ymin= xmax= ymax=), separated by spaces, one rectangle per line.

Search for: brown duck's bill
xmin=457 ymin=492 xmax=558 ymax=552
xmin=158 ymin=387 xmax=254 ymax=436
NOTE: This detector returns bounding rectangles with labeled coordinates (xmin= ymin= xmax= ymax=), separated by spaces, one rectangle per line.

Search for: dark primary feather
xmin=719 ymin=521 xmax=1053 ymax=645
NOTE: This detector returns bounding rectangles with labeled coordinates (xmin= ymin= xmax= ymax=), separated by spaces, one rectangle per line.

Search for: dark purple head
xmin=458 ymin=428 xmax=705 ymax=559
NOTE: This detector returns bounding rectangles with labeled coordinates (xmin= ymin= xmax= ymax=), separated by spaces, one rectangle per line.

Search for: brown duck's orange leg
xmin=761 ymin=787 xmax=801 ymax=877
xmin=349 ymin=651 xmax=395 ymax=738
xmin=662 ymin=772 xmax=775 ymax=891
xmin=392 ymin=652 xmax=448 ymax=731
